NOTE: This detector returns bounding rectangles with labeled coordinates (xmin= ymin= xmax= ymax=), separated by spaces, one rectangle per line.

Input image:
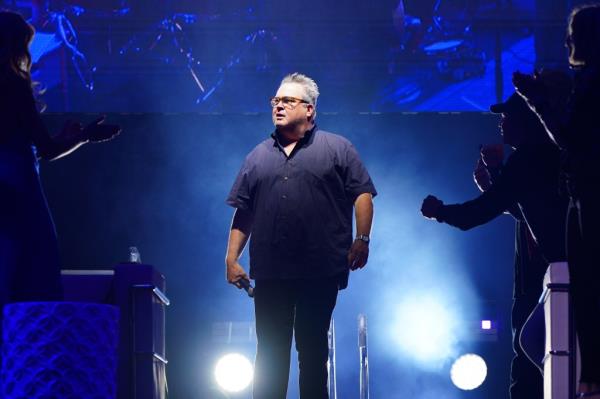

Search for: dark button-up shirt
xmin=227 ymin=126 xmax=377 ymax=283
xmin=436 ymin=140 xmax=568 ymax=263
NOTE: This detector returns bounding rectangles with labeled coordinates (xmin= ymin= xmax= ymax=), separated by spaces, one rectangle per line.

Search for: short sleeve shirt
xmin=227 ymin=126 xmax=377 ymax=281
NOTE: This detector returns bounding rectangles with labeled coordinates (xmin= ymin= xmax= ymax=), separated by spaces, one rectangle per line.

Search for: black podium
xmin=61 ymin=264 xmax=169 ymax=399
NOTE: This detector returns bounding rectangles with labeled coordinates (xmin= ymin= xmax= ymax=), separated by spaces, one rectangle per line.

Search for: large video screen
xmin=4 ymin=0 xmax=585 ymax=112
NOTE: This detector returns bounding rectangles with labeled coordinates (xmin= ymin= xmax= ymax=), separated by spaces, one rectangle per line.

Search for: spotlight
xmin=214 ymin=353 xmax=254 ymax=392
xmin=391 ymin=296 xmax=461 ymax=367
xmin=450 ymin=353 xmax=487 ymax=390
xmin=481 ymin=320 xmax=492 ymax=330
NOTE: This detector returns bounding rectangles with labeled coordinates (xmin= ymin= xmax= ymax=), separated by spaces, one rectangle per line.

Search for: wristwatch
xmin=355 ymin=234 xmax=370 ymax=244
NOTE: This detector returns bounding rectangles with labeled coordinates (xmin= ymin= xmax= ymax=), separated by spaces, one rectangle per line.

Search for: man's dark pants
xmin=252 ymin=276 xmax=339 ymax=399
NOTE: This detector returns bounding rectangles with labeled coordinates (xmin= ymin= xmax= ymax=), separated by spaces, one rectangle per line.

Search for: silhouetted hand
xmin=226 ymin=259 xmax=250 ymax=289
xmin=513 ymin=71 xmax=545 ymax=108
xmin=60 ymin=120 xmax=85 ymax=140
xmin=348 ymin=239 xmax=369 ymax=271
xmin=473 ymin=159 xmax=492 ymax=192
xmin=421 ymin=195 xmax=443 ymax=219
xmin=536 ymin=69 xmax=572 ymax=110
xmin=480 ymin=144 xmax=504 ymax=168
xmin=84 ymin=116 xmax=121 ymax=143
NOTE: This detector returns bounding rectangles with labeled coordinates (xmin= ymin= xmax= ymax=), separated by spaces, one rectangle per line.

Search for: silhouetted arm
xmin=436 ymin=157 xmax=521 ymax=231
xmin=16 ymin=82 xmax=87 ymax=160
xmin=436 ymin=191 xmax=512 ymax=230
xmin=17 ymin=80 xmax=119 ymax=160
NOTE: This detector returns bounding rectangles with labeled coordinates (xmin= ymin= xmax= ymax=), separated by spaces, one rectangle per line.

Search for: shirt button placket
xmin=282 ymin=163 xmax=290 ymax=199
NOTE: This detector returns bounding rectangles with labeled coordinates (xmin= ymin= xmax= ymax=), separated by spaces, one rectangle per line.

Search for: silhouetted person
xmin=0 ymin=11 xmax=120 ymax=311
xmin=421 ymin=90 xmax=568 ymax=262
xmin=225 ymin=73 xmax=376 ymax=399
xmin=420 ymin=90 xmax=570 ymax=398
xmin=513 ymin=4 xmax=600 ymax=397
xmin=473 ymin=144 xmax=546 ymax=399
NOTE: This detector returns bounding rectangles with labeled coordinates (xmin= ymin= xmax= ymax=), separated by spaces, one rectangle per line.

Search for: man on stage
xmin=225 ymin=73 xmax=376 ymax=399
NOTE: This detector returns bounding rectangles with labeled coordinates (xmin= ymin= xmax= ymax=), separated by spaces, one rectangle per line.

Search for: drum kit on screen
xmin=2 ymin=0 xmax=279 ymax=104
xmin=393 ymin=0 xmax=487 ymax=81
xmin=4 ymin=0 xmax=488 ymax=107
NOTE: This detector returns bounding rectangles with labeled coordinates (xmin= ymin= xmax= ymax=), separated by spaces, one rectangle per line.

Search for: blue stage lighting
xmin=214 ymin=353 xmax=254 ymax=393
xmin=391 ymin=296 xmax=462 ymax=368
xmin=450 ymin=353 xmax=487 ymax=390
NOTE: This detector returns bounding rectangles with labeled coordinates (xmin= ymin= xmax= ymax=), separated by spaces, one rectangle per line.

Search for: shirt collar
xmin=271 ymin=124 xmax=317 ymax=149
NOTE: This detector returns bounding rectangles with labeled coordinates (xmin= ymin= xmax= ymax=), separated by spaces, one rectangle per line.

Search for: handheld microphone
xmin=239 ymin=279 xmax=254 ymax=298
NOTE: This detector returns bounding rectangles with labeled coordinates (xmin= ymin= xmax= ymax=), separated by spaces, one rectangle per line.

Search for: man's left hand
xmin=480 ymin=144 xmax=504 ymax=168
xmin=348 ymin=239 xmax=369 ymax=270
xmin=513 ymin=71 xmax=545 ymax=109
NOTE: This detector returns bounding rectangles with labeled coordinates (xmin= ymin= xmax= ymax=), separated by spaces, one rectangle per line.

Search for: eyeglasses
xmin=270 ymin=96 xmax=310 ymax=109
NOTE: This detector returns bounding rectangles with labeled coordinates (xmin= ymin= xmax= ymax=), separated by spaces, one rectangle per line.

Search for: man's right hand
xmin=473 ymin=159 xmax=492 ymax=192
xmin=513 ymin=71 xmax=545 ymax=108
xmin=226 ymin=259 xmax=249 ymax=289
xmin=421 ymin=195 xmax=443 ymax=220
xmin=480 ymin=144 xmax=504 ymax=168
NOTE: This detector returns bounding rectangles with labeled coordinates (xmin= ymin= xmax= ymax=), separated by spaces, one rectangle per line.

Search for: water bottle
xmin=129 ymin=246 xmax=142 ymax=264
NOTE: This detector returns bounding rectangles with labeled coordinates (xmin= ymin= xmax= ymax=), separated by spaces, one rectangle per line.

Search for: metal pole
xmin=358 ymin=314 xmax=369 ymax=399
xmin=327 ymin=317 xmax=337 ymax=399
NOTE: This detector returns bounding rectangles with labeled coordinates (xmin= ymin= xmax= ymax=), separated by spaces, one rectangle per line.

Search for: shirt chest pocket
xmin=294 ymin=156 xmax=340 ymax=184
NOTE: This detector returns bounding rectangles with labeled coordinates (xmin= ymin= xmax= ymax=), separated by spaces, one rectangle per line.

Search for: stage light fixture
xmin=450 ymin=353 xmax=487 ymax=390
xmin=214 ymin=353 xmax=254 ymax=393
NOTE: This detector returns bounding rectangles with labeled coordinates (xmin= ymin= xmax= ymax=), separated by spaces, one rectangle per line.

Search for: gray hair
xmin=280 ymin=73 xmax=320 ymax=107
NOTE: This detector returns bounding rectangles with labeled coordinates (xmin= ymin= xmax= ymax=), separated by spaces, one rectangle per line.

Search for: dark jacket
xmin=436 ymin=140 xmax=568 ymax=263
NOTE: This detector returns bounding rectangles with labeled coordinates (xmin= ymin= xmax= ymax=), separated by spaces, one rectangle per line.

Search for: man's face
xmin=567 ymin=36 xmax=585 ymax=68
xmin=271 ymin=83 xmax=313 ymax=129
xmin=566 ymin=23 xmax=587 ymax=68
